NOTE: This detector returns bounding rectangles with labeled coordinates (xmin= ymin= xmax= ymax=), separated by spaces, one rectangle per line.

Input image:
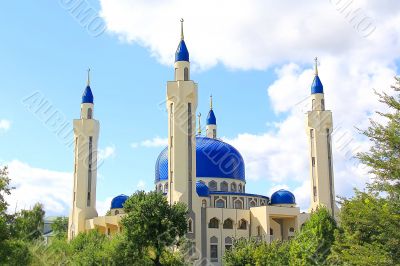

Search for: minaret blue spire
xmin=175 ymin=18 xmax=189 ymax=62
xmin=82 ymin=68 xmax=94 ymax=104
xmin=206 ymin=95 xmax=216 ymax=125
xmin=311 ymin=57 xmax=323 ymax=94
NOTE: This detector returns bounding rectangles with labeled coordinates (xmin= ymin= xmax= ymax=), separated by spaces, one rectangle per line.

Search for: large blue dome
xmin=270 ymin=189 xmax=296 ymax=205
xmin=110 ymin=194 xmax=129 ymax=209
xmin=155 ymin=136 xmax=245 ymax=183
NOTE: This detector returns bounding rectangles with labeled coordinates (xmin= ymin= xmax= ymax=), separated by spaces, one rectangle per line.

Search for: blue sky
xmin=1 ymin=0 xmax=399 ymax=215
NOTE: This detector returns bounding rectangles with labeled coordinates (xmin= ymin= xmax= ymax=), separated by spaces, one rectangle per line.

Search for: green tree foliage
xmin=51 ymin=216 xmax=68 ymax=239
xmin=224 ymin=238 xmax=290 ymax=266
xmin=289 ymin=207 xmax=336 ymax=265
xmin=11 ymin=203 xmax=45 ymax=241
xmin=121 ymin=191 xmax=188 ymax=266
xmin=357 ymin=77 xmax=400 ymax=197
xmin=328 ymin=191 xmax=399 ymax=265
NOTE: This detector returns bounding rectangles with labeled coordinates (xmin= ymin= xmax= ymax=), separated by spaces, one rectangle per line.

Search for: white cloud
xmin=99 ymin=0 xmax=400 ymax=70
xmin=0 ymin=119 xmax=11 ymax=132
xmin=136 ymin=180 xmax=146 ymax=190
xmin=98 ymin=146 xmax=116 ymax=161
xmin=131 ymin=137 xmax=168 ymax=148
xmin=6 ymin=160 xmax=72 ymax=215
xmin=96 ymin=197 xmax=113 ymax=216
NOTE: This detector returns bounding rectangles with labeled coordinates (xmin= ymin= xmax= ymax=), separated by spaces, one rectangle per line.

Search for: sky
xmin=0 ymin=0 xmax=399 ymax=216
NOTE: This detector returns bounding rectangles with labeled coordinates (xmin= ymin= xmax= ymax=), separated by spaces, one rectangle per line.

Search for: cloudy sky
xmin=0 ymin=0 xmax=399 ymax=216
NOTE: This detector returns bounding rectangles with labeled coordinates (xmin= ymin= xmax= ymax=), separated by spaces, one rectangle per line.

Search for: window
xmin=215 ymin=199 xmax=225 ymax=208
xmin=220 ymin=181 xmax=228 ymax=192
xmin=213 ymin=129 xmax=216 ymax=138
xmin=238 ymin=219 xmax=247 ymax=230
xmin=165 ymin=183 xmax=168 ymax=193
xmin=209 ymin=218 xmax=219 ymax=229
xmin=115 ymin=210 xmax=119 ymax=215
xmin=225 ymin=237 xmax=232 ymax=251
xmin=174 ymin=68 xmax=178 ymax=80
xmin=87 ymin=108 xmax=92 ymax=119
xmin=234 ymin=200 xmax=243 ymax=209
xmin=184 ymin=67 xmax=189 ymax=81
xmin=223 ymin=219 xmax=233 ymax=229
xmin=238 ymin=184 xmax=242 ymax=192
xmin=209 ymin=181 xmax=217 ymax=191
xmin=107 ymin=228 xmax=111 ymax=236
xmin=158 ymin=184 xmax=162 ymax=192
xmin=202 ymin=199 xmax=207 ymax=208
xmin=257 ymin=226 xmax=262 ymax=236
xmin=231 ymin=182 xmax=237 ymax=192
xmin=188 ymin=219 xmax=193 ymax=233
xmin=289 ymin=227 xmax=295 ymax=233
xmin=243 ymin=185 xmax=245 ymax=192
xmin=270 ymin=228 xmax=274 ymax=235
xmin=321 ymin=99 xmax=325 ymax=110
xmin=210 ymin=237 xmax=218 ymax=262
xmin=87 ymin=136 xmax=93 ymax=207
xmin=249 ymin=200 xmax=256 ymax=208
xmin=312 ymin=99 xmax=316 ymax=110
xmin=312 ymin=157 xmax=315 ymax=166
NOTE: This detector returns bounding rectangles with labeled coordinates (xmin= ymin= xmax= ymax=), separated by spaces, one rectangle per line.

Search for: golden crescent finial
xmin=87 ymin=68 xmax=91 ymax=86
xmin=314 ymin=57 xmax=319 ymax=76
xmin=180 ymin=18 xmax=184 ymax=40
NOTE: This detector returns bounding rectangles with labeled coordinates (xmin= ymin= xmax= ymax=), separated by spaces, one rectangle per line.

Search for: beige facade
xmin=68 ymin=23 xmax=338 ymax=266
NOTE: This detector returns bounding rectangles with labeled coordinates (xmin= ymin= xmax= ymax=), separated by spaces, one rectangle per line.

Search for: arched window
xmin=223 ymin=218 xmax=233 ymax=229
xmin=164 ymin=183 xmax=168 ymax=193
xmin=225 ymin=237 xmax=233 ymax=251
xmin=289 ymin=227 xmax=295 ymax=233
xmin=158 ymin=184 xmax=162 ymax=192
xmin=234 ymin=199 xmax=243 ymax=209
xmin=210 ymin=236 xmax=218 ymax=262
xmin=215 ymin=199 xmax=225 ymax=208
xmin=312 ymin=99 xmax=316 ymax=110
xmin=231 ymin=182 xmax=237 ymax=192
xmin=238 ymin=219 xmax=247 ymax=230
xmin=243 ymin=185 xmax=245 ymax=193
xmin=202 ymin=199 xmax=207 ymax=208
xmin=188 ymin=218 xmax=193 ymax=233
xmin=208 ymin=218 xmax=219 ymax=229
xmin=238 ymin=184 xmax=242 ymax=193
xmin=184 ymin=67 xmax=189 ymax=81
xmin=249 ymin=200 xmax=256 ymax=208
xmin=87 ymin=108 xmax=92 ymax=119
xmin=209 ymin=181 xmax=217 ymax=191
xmin=115 ymin=210 xmax=119 ymax=215
xmin=321 ymin=99 xmax=325 ymax=110
xmin=220 ymin=181 xmax=228 ymax=192
xmin=270 ymin=228 xmax=274 ymax=235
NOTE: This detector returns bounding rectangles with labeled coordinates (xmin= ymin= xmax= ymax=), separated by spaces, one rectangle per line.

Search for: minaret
xmin=306 ymin=58 xmax=336 ymax=217
xmin=166 ymin=19 xmax=200 ymax=259
xmin=206 ymin=95 xmax=217 ymax=138
xmin=68 ymin=69 xmax=99 ymax=240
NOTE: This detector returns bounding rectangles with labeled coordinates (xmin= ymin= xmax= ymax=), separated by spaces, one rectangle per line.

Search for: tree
xmin=289 ymin=207 xmax=336 ymax=265
xmin=254 ymin=240 xmax=290 ymax=266
xmin=357 ymin=77 xmax=400 ymax=197
xmin=121 ymin=191 xmax=188 ymax=266
xmin=0 ymin=166 xmax=13 ymax=263
xmin=328 ymin=191 xmax=399 ymax=265
xmin=224 ymin=238 xmax=257 ymax=266
xmin=11 ymin=203 xmax=45 ymax=241
xmin=52 ymin=216 xmax=68 ymax=239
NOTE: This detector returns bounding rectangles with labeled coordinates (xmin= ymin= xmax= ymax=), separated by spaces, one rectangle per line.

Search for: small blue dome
xmin=271 ymin=189 xmax=296 ymax=205
xmin=155 ymin=136 xmax=245 ymax=182
xmin=311 ymin=75 xmax=324 ymax=94
xmin=110 ymin=194 xmax=129 ymax=209
xmin=196 ymin=181 xmax=209 ymax=197
xmin=175 ymin=40 xmax=189 ymax=62
xmin=206 ymin=109 xmax=216 ymax=125
xmin=82 ymin=85 xmax=94 ymax=104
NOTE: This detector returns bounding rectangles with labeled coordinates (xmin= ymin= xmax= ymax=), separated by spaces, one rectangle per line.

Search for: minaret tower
xmin=166 ymin=18 xmax=200 ymax=258
xmin=68 ymin=69 xmax=100 ymax=240
xmin=306 ymin=58 xmax=336 ymax=217
xmin=206 ymin=95 xmax=217 ymax=138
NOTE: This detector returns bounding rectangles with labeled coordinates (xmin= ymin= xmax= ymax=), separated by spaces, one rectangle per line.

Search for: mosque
xmin=68 ymin=20 xmax=338 ymax=265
